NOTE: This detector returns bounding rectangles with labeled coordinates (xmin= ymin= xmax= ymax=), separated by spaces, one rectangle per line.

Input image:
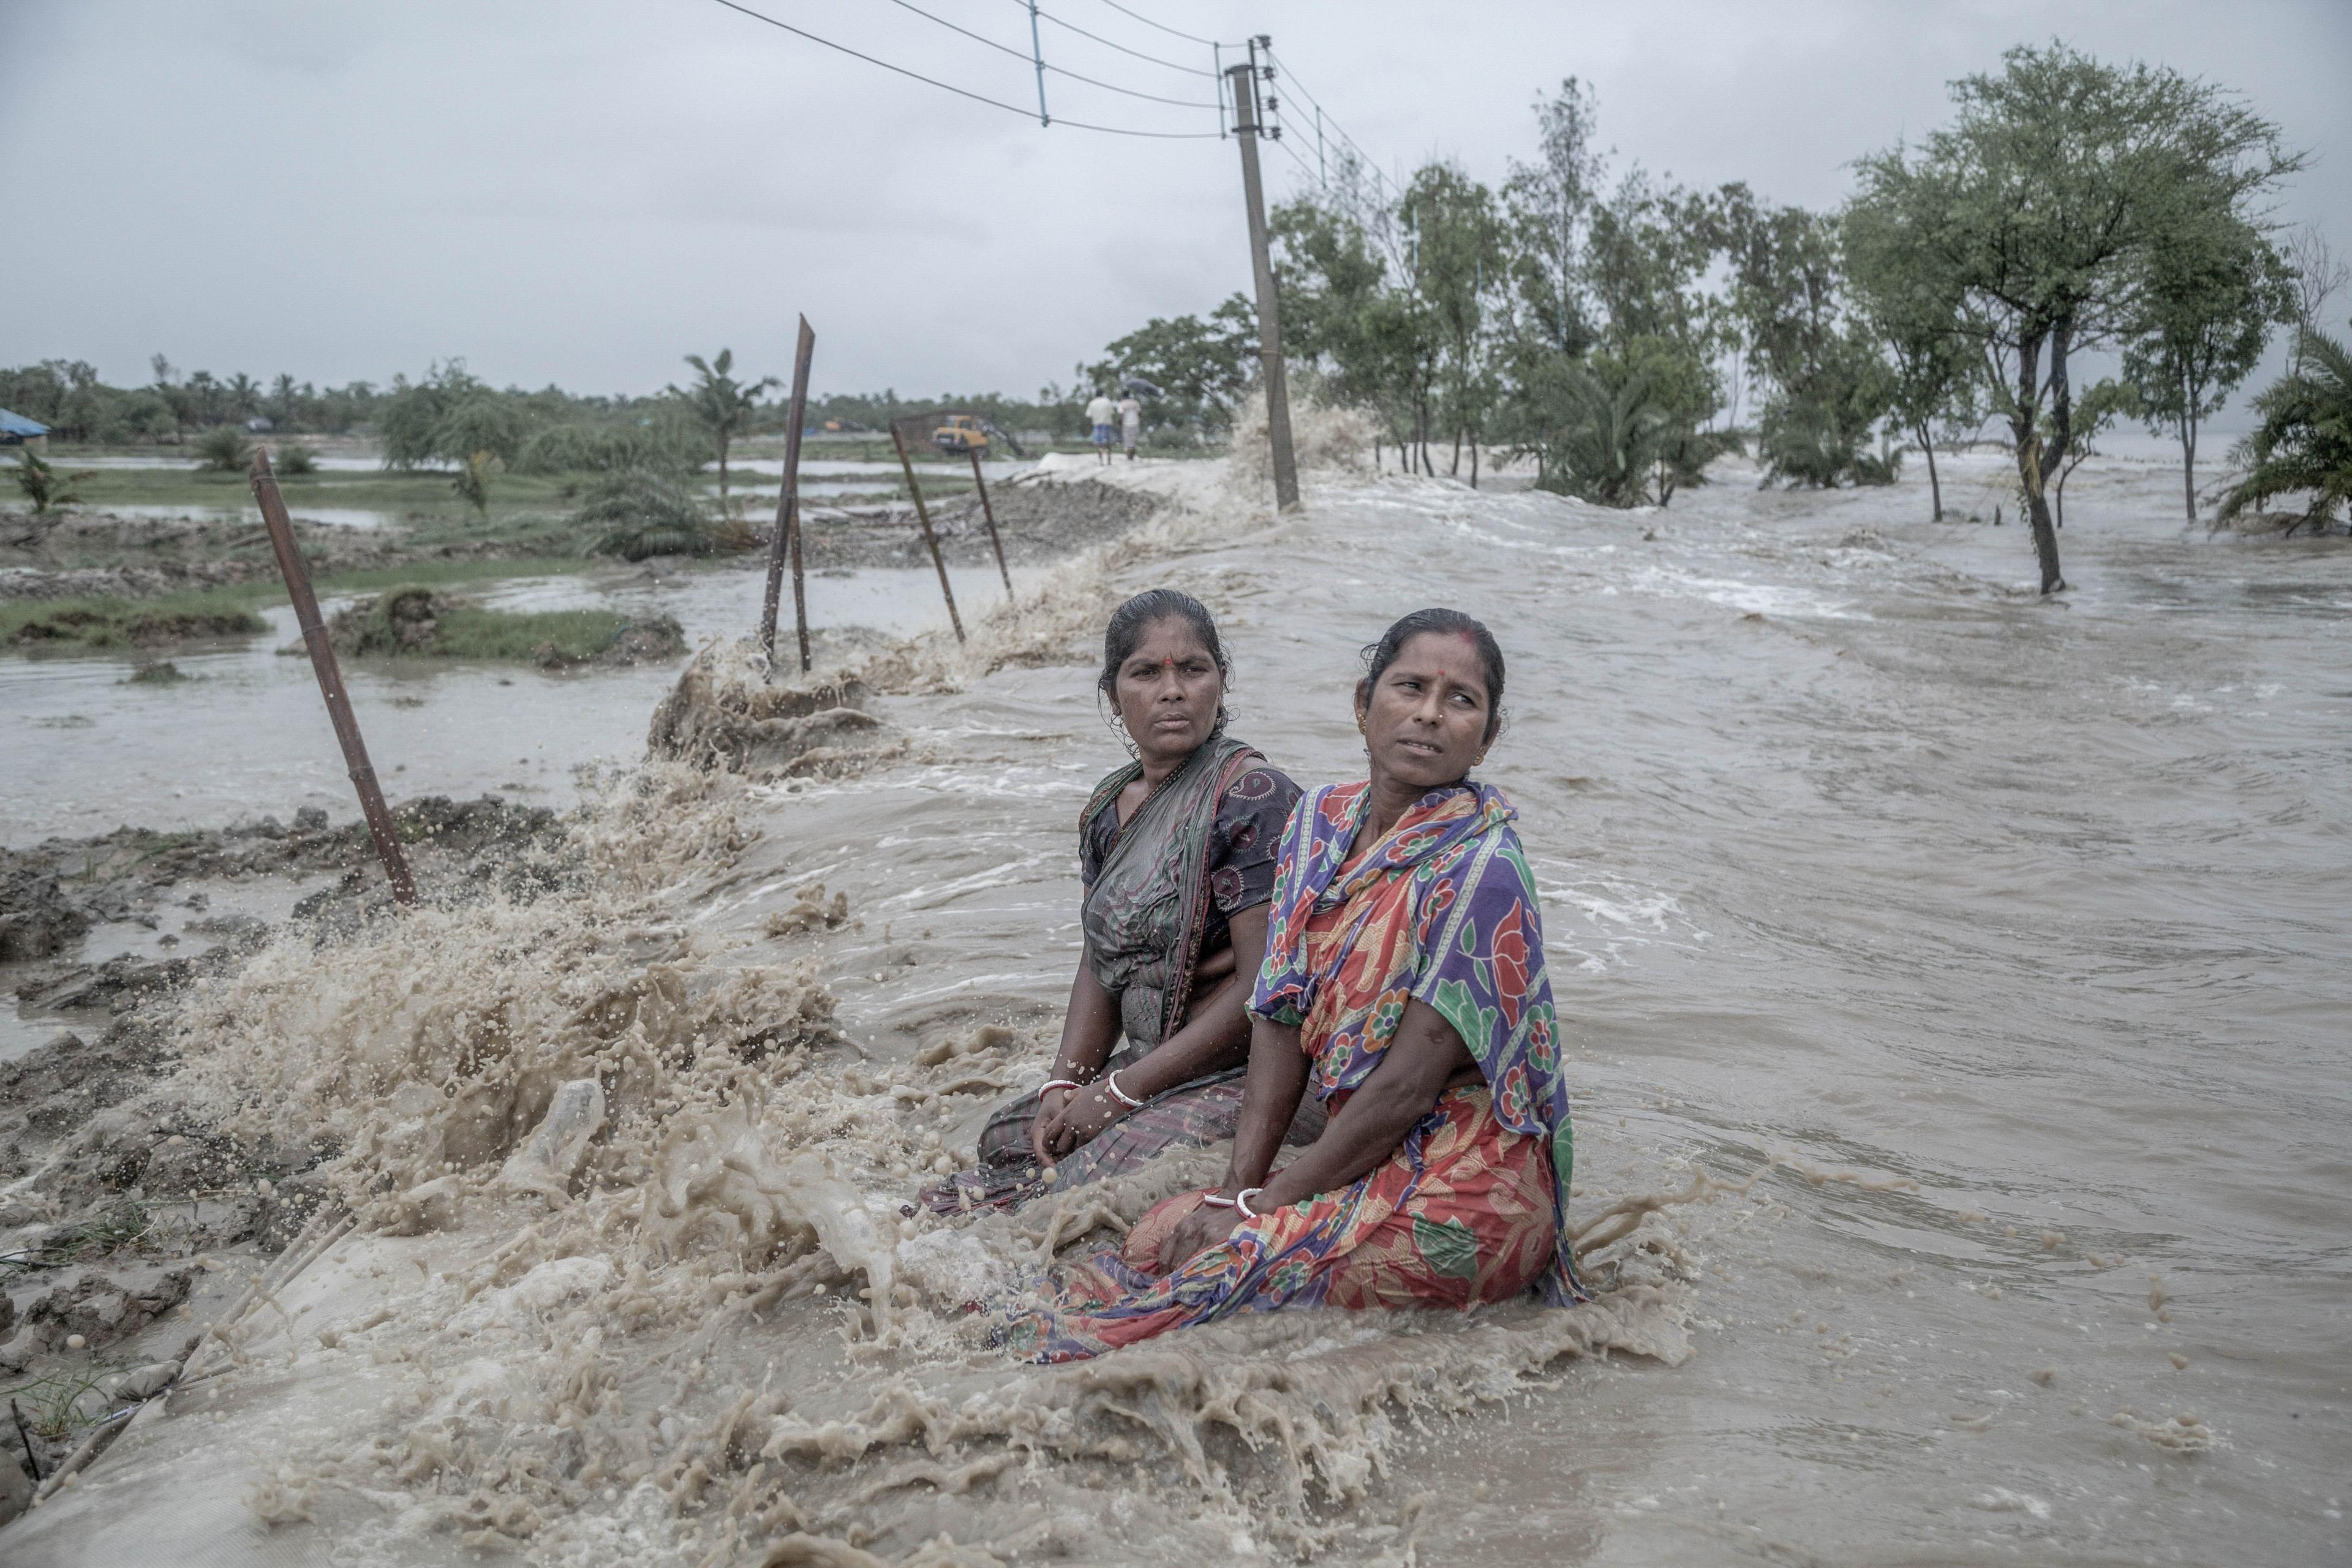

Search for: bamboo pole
xmin=891 ymin=424 xmax=963 ymax=643
xmin=248 ymin=451 xmax=415 ymax=905
xmin=760 ymin=315 xmax=818 ymax=673
xmin=967 ymin=444 xmax=1014 ymax=600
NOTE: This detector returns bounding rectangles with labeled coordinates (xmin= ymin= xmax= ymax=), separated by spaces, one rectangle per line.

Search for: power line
xmin=881 ymin=0 xmax=1218 ymax=110
xmin=1265 ymin=47 xmax=1395 ymax=203
xmin=1090 ymin=0 xmax=1233 ymax=49
xmin=706 ymin=0 xmax=1219 ymax=138
xmin=1016 ymin=1 xmax=1219 ymax=77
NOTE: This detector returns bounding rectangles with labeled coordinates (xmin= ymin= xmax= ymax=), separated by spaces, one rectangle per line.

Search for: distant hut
xmin=0 ymin=408 xmax=50 ymax=454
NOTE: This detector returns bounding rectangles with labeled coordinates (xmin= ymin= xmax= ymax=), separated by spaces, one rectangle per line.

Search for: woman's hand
xmin=1040 ymin=1081 xmax=1128 ymax=1158
xmin=1028 ymin=1086 xmax=1079 ymax=1166
xmin=1156 ymin=1198 xmax=1246 ymax=1274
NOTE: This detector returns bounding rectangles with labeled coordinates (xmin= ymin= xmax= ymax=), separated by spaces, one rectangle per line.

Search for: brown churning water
xmin=13 ymin=441 xmax=2349 ymax=1564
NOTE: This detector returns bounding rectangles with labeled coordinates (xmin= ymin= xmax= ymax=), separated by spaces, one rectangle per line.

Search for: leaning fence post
xmin=891 ymin=423 xmax=964 ymax=643
xmin=760 ymin=315 xmax=818 ymax=673
xmin=967 ymin=443 xmax=1013 ymax=600
xmin=248 ymin=450 xmax=416 ymax=906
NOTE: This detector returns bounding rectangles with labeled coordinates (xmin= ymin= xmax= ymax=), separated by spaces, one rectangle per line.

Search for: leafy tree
xmin=669 ymin=349 xmax=775 ymax=505
xmin=2218 ymin=327 xmax=2352 ymax=534
xmin=1080 ymin=295 xmax=1259 ymax=443
xmin=380 ymin=363 xmax=494 ymax=469
xmin=1719 ymin=191 xmax=1895 ymax=488
xmin=1580 ymin=171 xmax=1725 ymax=502
xmin=1502 ymin=77 xmax=1604 ymax=366
xmin=514 ymin=415 xmax=710 ymax=477
xmin=432 ymin=398 xmax=528 ymax=468
xmin=1850 ymin=43 xmax=2301 ymax=594
xmin=1846 ymin=203 xmax=1980 ymax=519
xmin=2122 ymin=211 xmax=2294 ymax=520
xmin=1272 ymin=201 xmax=1396 ymax=401
xmin=1400 ymin=163 xmax=1507 ymax=482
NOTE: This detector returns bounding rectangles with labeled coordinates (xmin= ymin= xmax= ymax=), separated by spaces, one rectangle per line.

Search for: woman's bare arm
xmin=1031 ymin=959 xmax=1123 ymax=1163
xmin=1044 ymin=906 xmax=1271 ymax=1154
xmin=1158 ymin=1000 xmax=1468 ymax=1271
xmin=1250 ymin=999 xmax=1470 ymax=1212
xmin=1219 ymin=1014 xmax=1310 ymax=1192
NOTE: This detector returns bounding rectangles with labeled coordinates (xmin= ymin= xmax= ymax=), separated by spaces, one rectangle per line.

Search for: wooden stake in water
xmin=248 ymin=450 xmax=416 ymax=907
xmin=760 ymin=315 xmax=818 ymax=673
xmin=891 ymin=423 xmax=964 ymax=643
xmin=967 ymin=443 xmax=1013 ymax=600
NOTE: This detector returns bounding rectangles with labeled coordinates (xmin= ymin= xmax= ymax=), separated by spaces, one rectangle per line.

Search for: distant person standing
xmin=1118 ymin=393 xmax=1143 ymax=461
xmin=1086 ymin=391 xmax=1118 ymax=467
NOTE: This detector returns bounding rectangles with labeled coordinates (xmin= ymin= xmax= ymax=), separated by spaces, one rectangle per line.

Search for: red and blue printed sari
xmin=998 ymin=780 xmax=1583 ymax=1362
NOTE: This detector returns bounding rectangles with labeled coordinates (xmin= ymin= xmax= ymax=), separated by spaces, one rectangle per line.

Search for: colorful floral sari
xmin=997 ymin=781 xmax=1583 ymax=1362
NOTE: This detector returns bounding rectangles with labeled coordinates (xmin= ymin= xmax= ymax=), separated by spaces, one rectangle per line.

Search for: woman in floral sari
xmin=922 ymin=590 xmax=1316 ymax=1215
xmin=1001 ymin=609 xmax=1581 ymax=1360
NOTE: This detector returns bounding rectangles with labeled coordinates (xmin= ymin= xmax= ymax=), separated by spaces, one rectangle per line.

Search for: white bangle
xmin=1234 ymin=1186 xmax=1265 ymax=1221
xmin=1198 ymin=1193 xmax=1236 ymax=1210
xmin=1038 ymin=1078 xmax=1085 ymax=1099
xmin=1104 ymin=1069 xmax=1145 ymax=1110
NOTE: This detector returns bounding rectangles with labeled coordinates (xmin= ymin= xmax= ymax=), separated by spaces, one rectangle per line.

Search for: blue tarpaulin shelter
xmin=0 ymin=408 xmax=50 ymax=442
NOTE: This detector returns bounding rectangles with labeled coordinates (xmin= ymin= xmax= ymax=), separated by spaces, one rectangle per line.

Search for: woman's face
xmin=1113 ymin=616 xmax=1223 ymax=766
xmin=1357 ymin=631 xmax=1494 ymax=791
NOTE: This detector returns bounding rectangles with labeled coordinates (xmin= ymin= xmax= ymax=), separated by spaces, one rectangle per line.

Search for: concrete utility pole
xmin=1227 ymin=39 xmax=1300 ymax=512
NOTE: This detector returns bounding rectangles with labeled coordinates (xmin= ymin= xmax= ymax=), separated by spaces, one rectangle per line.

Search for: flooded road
xmin=8 ymin=452 xmax=2346 ymax=1565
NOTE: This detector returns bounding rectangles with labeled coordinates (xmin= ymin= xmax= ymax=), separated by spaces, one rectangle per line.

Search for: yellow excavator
xmin=930 ymin=413 xmax=1025 ymax=458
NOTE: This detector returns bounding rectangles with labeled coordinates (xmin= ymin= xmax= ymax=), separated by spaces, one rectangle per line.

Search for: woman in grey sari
xmin=922 ymin=590 xmax=1318 ymax=1214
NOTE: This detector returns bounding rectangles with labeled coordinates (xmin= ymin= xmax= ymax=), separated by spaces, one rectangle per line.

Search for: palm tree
xmin=668 ymin=349 xmax=778 ymax=506
xmin=2218 ymin=328 xmax=2352 ymax=535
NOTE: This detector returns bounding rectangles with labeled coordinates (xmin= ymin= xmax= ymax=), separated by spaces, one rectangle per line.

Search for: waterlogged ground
xmin=1 ymin=560 xmax=1036 ymax=843
xmin=6 ymin=451 xmax=2348 ymax=1564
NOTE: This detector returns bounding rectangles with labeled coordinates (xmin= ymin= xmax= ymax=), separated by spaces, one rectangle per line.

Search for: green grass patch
xmin=51 ymin=464 xmax=584 ymax=519
xmin=0 ymin=559 xmax=692 ymax=657
xmin=0 ymin=587 xmax=268 ymax=649
xmin=330 ymin=586 xmax=658 ymax=664
xmin=428 ymin=606 xmax=636 ymax=661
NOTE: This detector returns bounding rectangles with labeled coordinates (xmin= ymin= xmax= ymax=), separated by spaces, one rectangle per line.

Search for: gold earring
xmin=1474 ymin=750 xmax=1488 ymax=766
xmin=1356 ymin=716 xmax=1366 ymax=734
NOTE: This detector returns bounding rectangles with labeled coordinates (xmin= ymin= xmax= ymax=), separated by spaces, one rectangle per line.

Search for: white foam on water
xmin=15 ymin=440 xmax=2349 ymax=1566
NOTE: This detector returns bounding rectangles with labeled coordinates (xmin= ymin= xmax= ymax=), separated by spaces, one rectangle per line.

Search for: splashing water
xmin=12 ymin=447 xmax=2348 ymax=1565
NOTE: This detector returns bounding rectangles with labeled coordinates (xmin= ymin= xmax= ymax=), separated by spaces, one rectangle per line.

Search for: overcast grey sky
xmin=4 ymin=0 xmax=2346 ymax=402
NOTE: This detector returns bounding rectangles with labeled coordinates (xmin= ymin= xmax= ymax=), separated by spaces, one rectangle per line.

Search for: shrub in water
xmin=274 ymin=444 xmax=319 ymax=477
xmin=576 ymin=471 xmax=749 ymax=560
xmin=193 ymin=426 xmax=254 ymax=473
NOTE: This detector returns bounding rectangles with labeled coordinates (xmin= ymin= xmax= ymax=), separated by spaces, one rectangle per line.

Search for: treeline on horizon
xmin=0 ymin=357 xmax=1098 ymax=459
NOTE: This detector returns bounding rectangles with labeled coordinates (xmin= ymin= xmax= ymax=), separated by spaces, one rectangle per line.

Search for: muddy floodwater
xmin=5 ymin=451 xmax=2347 ymax=1565
xmin=2 ymin=561 xmax=1036 ymax=842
